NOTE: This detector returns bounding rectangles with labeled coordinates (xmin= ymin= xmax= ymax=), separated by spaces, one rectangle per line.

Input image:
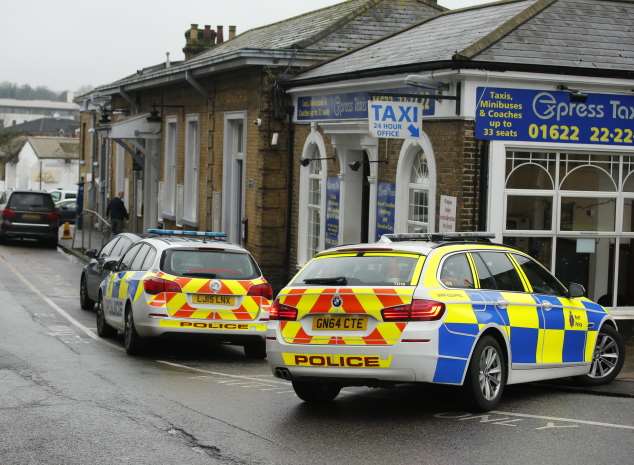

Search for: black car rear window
xmin=8 ymin=193 xmax=55 ymax=211
xmin=161 ymin=249 xmax=260 ymax=280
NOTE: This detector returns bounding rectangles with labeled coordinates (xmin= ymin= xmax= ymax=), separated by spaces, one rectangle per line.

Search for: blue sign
xmin=476 ymin=87 xmax=634 ymax=146
xmin=375 ymin=182 xmax=396 ymax=240
xmin=298 ymin=88 xmax=435 ymax=122
xmin=325 ymin=177 xmax=340 ymax=248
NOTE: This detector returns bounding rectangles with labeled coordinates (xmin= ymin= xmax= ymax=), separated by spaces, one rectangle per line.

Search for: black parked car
xmin=56 ymin=199 xmax=77 ymax=224
xmin=80 ymin=233 xmax=141 ymax=310
xmin=0 ymin=190 xmax=59 ymax=248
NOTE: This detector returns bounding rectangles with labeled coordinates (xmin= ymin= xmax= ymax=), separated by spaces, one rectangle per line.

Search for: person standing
xmin=106 ymin=192 xmax=129 ymax=235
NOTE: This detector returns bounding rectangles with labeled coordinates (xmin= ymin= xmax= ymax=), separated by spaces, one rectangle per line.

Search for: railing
xmin=72 ymin=209 xmax=112 ymax=253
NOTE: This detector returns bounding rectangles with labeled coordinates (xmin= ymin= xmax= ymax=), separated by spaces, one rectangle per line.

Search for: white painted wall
xmin=5 ymin=142 xmax=79 ymax=192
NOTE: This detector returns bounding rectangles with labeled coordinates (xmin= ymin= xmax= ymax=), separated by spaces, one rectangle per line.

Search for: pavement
xmin=1 ymin=241 xmax=633 ymax=465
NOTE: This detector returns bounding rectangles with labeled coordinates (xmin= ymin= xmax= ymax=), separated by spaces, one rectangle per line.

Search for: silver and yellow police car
xmin=97 ymin=230 xmax=273 ymax=357
xmin=267 ymin=233 xmax=625 ymax=411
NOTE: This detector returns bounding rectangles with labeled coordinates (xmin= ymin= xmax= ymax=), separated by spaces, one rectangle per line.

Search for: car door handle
xmin=541 ymin=302 xmax=553 ymax=311
xmin=588 ymin=322 xmax=595 ymax=329
xmin=496 ymin=300 xmax=509 ymax=309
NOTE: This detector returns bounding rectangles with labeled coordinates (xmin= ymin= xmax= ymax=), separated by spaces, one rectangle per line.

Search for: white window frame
xmin=395 ymin=136 xmax=437 ymax=233
xmin=183 ymin=114 xmax=200 ymax=225
xmin=222 ymin=111 xmax=247 ymax=244
xmin=297 ymin=130 xmax=328 ymax=266
xmin=162 ymin=116 xmax=178 ymax=218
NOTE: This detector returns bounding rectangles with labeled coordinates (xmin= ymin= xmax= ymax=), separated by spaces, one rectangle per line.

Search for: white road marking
xmin=156 ymin=360 xmax=290 ymax=386
xmin=0 ymin=254 xmax=124 ymax=352
xmin=492 ymin=410 xmax=634 ymax=431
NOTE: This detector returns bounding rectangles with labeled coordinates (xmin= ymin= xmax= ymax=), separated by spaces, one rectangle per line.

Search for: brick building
xmin=287 ymin=0 xmax=634 ymax=319
xmin=76 ymin=0 xmax=443 ymax=287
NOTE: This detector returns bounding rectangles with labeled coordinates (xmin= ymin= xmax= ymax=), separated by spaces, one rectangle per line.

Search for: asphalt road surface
xmin=1 ymin=242 xmax=633 ymax=465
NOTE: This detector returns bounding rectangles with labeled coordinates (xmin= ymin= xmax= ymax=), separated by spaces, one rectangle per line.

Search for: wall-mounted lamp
xmin=300 ymin=157 xmax=335 ymax=167
xmin=558 ymin=85 xmax=588 ymax=102
xmin=348 ymin=159 xmax=388 ymax=172
xmin=146 ymin=107 xmax=162 ymax=123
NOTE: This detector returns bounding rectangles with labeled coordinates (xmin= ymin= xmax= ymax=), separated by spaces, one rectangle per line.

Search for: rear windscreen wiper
xmin=303 ymin=277 xmax=347 ymax=285
xmin=182 ymin=272 xmax=218 ymax=278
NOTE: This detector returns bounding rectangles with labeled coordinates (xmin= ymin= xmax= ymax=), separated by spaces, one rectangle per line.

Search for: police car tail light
xmin=381 ymin=299 xmax=445 ymax=322
xmin=270 ymin=300 xmax=297 ymax=321
xmin=143 ymin=277 xmax=182 ymax=295
xmin=247 ymin=283 xmax=273 ymax=301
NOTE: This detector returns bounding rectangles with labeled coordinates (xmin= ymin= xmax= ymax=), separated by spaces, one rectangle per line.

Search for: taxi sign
xmin=368 ymin=100 xmax=423 ymax=140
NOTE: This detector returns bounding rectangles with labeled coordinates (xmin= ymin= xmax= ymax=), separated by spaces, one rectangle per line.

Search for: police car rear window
xmin=162 ymin=250 xmax=260 ymax=280
xmin=292 ymin=254 xmax=421 ymax=287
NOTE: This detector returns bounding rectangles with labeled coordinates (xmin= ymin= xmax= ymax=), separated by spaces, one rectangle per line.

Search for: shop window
xmin=506 ymin=196 xmax=552 ymax=230
xmin=503 ymin=237 xmax=552 ymax=269
xmin=183 ymin=115 xmax=199 ymax=224
xmin=560 ymin=166 xmax=617 ymax=191
xmin=407 ymin=150 xmax=430 ymax=233
xmin=162 ymin=118 xmax=177 ymax=217
xmin=439 ymin=253 xmax=474 ymax=289
xmin=506 ymin=164 xmax=554 ymax=190
xmin=560 ymin=197 xmax=616 ymax=232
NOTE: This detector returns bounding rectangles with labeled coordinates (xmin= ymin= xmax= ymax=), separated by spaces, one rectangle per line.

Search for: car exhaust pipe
xmin=275 ymin=367 xmax=292 ymax=380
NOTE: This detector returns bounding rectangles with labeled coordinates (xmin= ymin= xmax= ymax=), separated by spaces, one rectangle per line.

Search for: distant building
xmin=4 ymin=136 xmax=80 ymax=193
xmin=0 ymin=99 xmax=79 ymax=129
xmin=0 ymin=117 xmax=79 ymax=137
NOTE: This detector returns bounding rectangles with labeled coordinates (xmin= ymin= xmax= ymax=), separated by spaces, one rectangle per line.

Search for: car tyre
xmin=96 ymin=294 xmax=116 ymax=338
xmin=576 ymin=325 xmax=624 ymax=386
xmin=244 ymin=339 xmax=267 ymax=359
xmin=124 ymin=304 xmax=144 ymax=356
xmin=463 ymin=335 xmax=507 ymax=412
xmin=80 ymin=274 xmax=94 ymax=311
xmin=292 ymin=380 xmax=341 ymax=403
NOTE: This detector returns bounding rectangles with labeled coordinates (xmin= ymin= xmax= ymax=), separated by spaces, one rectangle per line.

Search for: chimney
xmin=166 ymin=52 xmax=171 ymax=68
xmin=189 ymin=24 xmax=199 ymax=43
xmin=229 ymin=25 xmax=237 ymax=41
xmin=216 ymin=25 xmax=224 ymax=44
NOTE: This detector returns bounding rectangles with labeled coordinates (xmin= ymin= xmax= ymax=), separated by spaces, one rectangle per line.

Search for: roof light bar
xmin=147 ymin=229 xmax=227 ymax=239
xmin=379 ymin=232 xmax=495 ymax=243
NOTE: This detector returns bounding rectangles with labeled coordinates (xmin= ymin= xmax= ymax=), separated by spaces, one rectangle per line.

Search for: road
xmin=0 ymin=242 xmax=633 ymax=465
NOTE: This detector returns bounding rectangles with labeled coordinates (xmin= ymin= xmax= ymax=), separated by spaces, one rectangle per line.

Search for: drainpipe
xmin=90 ymin=111 xmax=98 ymax=211
xmin=284 ymin=106 xmax=295 ymax=284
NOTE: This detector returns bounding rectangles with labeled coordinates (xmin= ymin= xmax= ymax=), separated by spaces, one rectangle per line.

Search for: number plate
xmin=192 ymin=294 xmax=236 ymax=306
xmin=22 ymin=213 xmax=41 ymax=221
xmin=312 ymin=316 xmax=368 ymax=331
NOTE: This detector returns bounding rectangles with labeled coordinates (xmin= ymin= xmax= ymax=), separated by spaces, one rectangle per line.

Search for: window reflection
xmin=560 ymin=197 xmax=616 ymax=232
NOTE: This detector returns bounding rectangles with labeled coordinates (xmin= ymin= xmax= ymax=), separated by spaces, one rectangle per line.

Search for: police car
xmin=267 ymin=233 xmax=625 ymax=411
xmin=97 ymin=230 xmax=273 ymax=357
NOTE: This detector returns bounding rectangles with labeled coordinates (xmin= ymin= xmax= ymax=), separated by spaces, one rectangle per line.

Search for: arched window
xmin=407 ymin=150 xmax=430 ymax=233
xmin=306 ymin=146 xmax=323 ymax=259
xmin=395 ymin=137 xmax=436 ymax=234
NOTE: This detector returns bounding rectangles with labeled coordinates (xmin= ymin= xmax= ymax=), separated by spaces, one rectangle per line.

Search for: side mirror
xmin=86 ymin=249 xmax=98 ymax=258
xmin=568 ymin=282 xmax=586 ymax=298
xmin=103 ymin=259 xmax=119 ymax=272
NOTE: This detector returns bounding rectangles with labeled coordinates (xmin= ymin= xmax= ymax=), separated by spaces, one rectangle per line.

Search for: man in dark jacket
xmin=106 ymin=192 xmax=129 ymax=235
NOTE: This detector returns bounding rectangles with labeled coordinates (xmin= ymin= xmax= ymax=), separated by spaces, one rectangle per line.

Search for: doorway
xmin=222 ymin=113 xmax=246 ymax=244
xmin=341 ymin=149 xmax=371 ymax=244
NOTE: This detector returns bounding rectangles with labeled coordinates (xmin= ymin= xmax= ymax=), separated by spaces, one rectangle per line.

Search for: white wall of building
xmin=5 ymin=142 xmax=79 ymax=192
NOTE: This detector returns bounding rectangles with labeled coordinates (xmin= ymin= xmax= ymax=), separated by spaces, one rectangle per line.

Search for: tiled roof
xmin=0 ymin=118 xmax=79 ymax=136
xmin=27 ymin=137 xmax=79 ymax=160
xmin=295 ymin=0 xmax=634 ymax=81
xmin=297 ymin=0 xmax=537 ymax=79
xmin=93 ymin=0 xmax=442 ymax=92
xmin=474 ymin=0 xmax=634 ymax=70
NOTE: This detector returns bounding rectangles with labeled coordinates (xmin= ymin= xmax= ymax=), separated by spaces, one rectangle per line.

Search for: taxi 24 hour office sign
xmin=475 ymin=87 xmax=634 ymax=146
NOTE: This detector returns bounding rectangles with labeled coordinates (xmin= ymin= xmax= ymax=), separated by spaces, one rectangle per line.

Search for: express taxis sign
xmin=475 ymin=87 xmax=634 ymax=146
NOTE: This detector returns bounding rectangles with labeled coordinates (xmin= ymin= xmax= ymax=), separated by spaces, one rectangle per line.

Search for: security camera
xmin=254 ymin=118 xmax=262 ymax=127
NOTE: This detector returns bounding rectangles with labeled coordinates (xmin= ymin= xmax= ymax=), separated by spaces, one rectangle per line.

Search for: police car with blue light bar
xmin=96 ymin=230 xmax=273 ymax=358
xmin=267 ymin=233 xmax=624 ymax=411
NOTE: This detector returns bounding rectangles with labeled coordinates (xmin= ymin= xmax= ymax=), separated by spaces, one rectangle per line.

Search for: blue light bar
xmin=147 ymin=229 xmax=227 ymax=239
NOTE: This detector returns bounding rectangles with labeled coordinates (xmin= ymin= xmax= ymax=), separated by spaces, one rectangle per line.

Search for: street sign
xmin=368 ymin=100 xmax=423 ymax=140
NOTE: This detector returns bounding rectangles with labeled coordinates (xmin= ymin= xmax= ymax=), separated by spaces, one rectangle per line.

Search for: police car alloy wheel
xmin=577 ymin=325 xmax=624 ymax=386
xmin=292 ymin=380 xmax=341 ymax=403
xmin=96 ymin=295 xmax=115 ymax=339
xmin=124 ymin=306 xmax=144 ymax=356
xmin=464 ymin=335 xmax=506 ymax=411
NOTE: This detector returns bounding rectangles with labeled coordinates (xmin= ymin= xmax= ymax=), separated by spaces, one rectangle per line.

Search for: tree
xmin=0 ymin=82 xmax=65 ymax=101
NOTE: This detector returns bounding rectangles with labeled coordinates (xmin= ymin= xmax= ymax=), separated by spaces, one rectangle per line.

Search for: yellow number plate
xmin=23 ymin=213 xmax=41 ymax=221
xmin=192 ymin=294 xmax=236 ymax=306
xmin=312 ymin=316 xmax=367 ymax=331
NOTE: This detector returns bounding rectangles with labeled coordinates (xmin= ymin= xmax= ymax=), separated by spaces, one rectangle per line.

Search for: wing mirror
xmin=86 ymin=249 xmax=98 ymax=259
xmin=568 ymin=282 xmax=586 ymax=298
xmin=103 ymin=259 xmax=120 ymax=273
